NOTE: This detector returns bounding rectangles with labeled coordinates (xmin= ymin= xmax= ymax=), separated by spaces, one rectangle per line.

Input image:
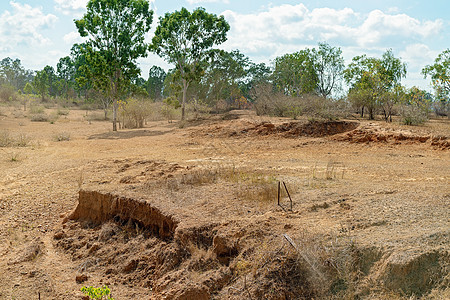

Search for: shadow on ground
xmin=88 ymin=129 xmax=173 ymax=140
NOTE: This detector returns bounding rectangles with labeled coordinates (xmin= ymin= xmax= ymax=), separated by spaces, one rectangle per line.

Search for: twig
xmin=283 ymin=234 xmax=326 ymax=281
xmin=277 ymin=181 xmax=281 ymax=205
xmin=282 ymin=181 xmax=293 ymax=211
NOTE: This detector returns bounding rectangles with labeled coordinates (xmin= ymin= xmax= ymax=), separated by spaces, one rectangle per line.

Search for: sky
xmin=0 ymin=0 xmax=449 ymax=92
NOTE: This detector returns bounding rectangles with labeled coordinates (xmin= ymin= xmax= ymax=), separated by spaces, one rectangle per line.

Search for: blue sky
xmin=0 ymin=0 xmax=449 ymax=92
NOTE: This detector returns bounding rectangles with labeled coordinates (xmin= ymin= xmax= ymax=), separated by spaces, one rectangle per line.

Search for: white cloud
xmin=63 ymin=31 xmax=86 ymax=45
xmin=222 ymin=4 xmax=443 ymax=56
xmin=218 ymin=4 xmax=444 ymax=90
xmin=187 ymin=0 xmax=229 ymax=4
xmin=221 ymin=4 xmax=359 ymax=59
xmin=54 ymin=0 xmax=88 ymax=17
xmin=400 ymin=44 xmax=438 ymax=71
xmin=0 ymin=1 xmax=58 ymax=51
xmin=357 ymin=10 xmax=443 ymax=47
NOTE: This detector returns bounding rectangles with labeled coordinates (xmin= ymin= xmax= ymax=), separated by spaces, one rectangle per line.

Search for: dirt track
xmin=0 ymin=108 xmax=449 ymax=299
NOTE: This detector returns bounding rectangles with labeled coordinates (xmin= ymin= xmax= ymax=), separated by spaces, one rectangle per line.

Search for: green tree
xmin=43 ymin=65 xmax=57 ymax=97
xmin=201 ymin=50 xmax=248 ymax=106
xmin=272 ymin=49 xmax=317 ymax=97
xmin=311 ymin=43 xmax=345 ymax=98
xmin=75 ymin=0 xmax=153 ymax=131
xmin=147 ymin=66 xmax=166 ymax=100
xmin=33 ymin=69 xmax=49 ymax=101
xmin=344 ymin=49 xmax=406 ymax=120
xmin=422 ymin=49 xmax=450 ymax=95
xmin=23 ymin=82 xmax=33 ymax=95
xmin=70 ymin=43 xmax=92 ymax=100
xmin=243 ymin=62 xmax=271 ymax=101
xmin=57 ymin=56 xmax=75 ymax=98
xmin=422 ymin=49 xmax=449 ymax=117
xmin=151 ymin=7 xmax=230 ymax=120
xmin=0 ymin=57 xmax=33 ymax=91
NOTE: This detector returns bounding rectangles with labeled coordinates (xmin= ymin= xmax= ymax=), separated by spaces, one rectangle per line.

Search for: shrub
xmin=29 ymin=105 xmax=45 ymax=114
xmin=0 ymin=84 xmax=17 ymax=102
xmin=31 ymin=113 xmax=49 ymax=122
xmin=57 ymin=108 xmax=70 ymax=116
xmin=0 ymin=130 xmax=13 ymax=147
xmin=160 ymin=97 xmax=180 ymax=123
xmin=0 ymin=131 xmax=31 ymax=147
xmin=253 ymin=84 xmax=349 ymax=120
xmin=81 ymin=285 xmax=114 ymax=300
xmin=118 ymin=98 xmax=152 ymax=128
xmin=399 ymin=105 xmax=428 ymax=125
xmin=186 ymin=98 xmax=211 ymax=120
xmin=54 ymin=132 xmax=70 ymax=141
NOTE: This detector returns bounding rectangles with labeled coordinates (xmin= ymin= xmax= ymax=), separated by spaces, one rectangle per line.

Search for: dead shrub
xmin=31 ymin=113 xmax=49 ymax=122
xmin=186 ymin=99 xmax=211 ymax=120
xmin=231 ymin=231 xmax=363 ymax=299
xmin=399 ymin=104 xmax=429 ymax=125
xmin=86 ymin=111 xmax=108 ymax=122
xmin=118 ymin=98 xmax=152 ymax=129
xmin=29 ymin=104 xmax=45 ymax=115
xmin=0 ymin=130 xmax=31 ymax=147
xmin=0 ymin=84 xmax=17 ymax=102
xmin=54 ymin=132 xmax=71 ymax=142
xmin=253 ymin=84 xmax=350 ymax=120
xmin=57 ymin=108 xmax=70 ymax=116
xmin=0 ymin=130 xmax=13 ymax=147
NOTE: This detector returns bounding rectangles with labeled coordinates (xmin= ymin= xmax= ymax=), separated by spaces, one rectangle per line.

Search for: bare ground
xmin=0 ymin=107 xmax=449 ymax=299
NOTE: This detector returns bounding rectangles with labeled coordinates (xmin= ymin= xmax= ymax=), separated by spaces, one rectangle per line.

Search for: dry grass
xmin=30 ymin=113 xmax=49 ymax=122
xmin=53 ymin=132 xmax=71 ymax=142
xmin=86 ymin=111 xmax=108 ymax=122
xmin=158 ymin=167 xmax=278 ymax=203
xmin=29 ymin=105 xmax=45 ymax=115
xmin=0 ymin=130 xmax=31 ymax=147
xmin=57 ymin=108 xmax=70 ymax=116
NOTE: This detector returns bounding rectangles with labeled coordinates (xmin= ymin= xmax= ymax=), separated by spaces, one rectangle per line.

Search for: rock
xmin=53 ymin=230 xmax=66 ymax=240
xmin=376 ymin=250 xmax=446 ymax=296
xmin=76 ymin=274 xmax=88 ymax=284
xmin=8 ymin=238 xmax=43 ymax=265
xmin=122 ymin=259 xmax=139 ymax=273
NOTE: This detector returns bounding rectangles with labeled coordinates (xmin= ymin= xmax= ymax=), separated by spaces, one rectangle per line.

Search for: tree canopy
xmin=151 ymin=7 xmax=230 ymax=120
xmin=75 ymin=0 xmax=153 ymax=130
xmin=422 ymin=49 xmax=450 ymax=102
xmin=345 ymin=49 xmax=407 ymax=120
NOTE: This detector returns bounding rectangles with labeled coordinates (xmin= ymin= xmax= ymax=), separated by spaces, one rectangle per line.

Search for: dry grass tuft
xmin=54 ymin=132 xmax=71 ymax=142
xmin=162 ymin=167 xmax=278 ymax=203
xmin=30 ymin=113 xmax=49 ymax=122
xmin=0 ymin=130 xmax=31 ymax=147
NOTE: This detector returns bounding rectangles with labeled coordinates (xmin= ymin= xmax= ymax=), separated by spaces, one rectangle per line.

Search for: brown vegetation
xmin=0 ymin=104 xmax=449 ymax=299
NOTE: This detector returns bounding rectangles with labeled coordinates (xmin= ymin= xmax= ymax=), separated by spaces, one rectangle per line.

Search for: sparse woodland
xmin=0 ymin=1 xmax=449 ymax=300
xmin=1 ymin=1 xmax=448 ymax=128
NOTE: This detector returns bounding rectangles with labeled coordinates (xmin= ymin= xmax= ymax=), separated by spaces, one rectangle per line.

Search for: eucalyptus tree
xmin=147 ymin=66 xmax=166 ymax=100
xmin=422 ymin=49 xmax=449 ymax=116
xmin=0 ymin=57 xmax=33 ymax=91
xmin=33 ymin=69 xmax=49 ymax=101
xmin=201 ymin=49 xmax=248 ymax=105
xmin=57 ymin=56 xmax=75 ymax=98
xmin=311 ymin=43 xmax=345 ymax=98
xmin=75 ymin=0 xmax=153 ymax=131
xmin=272 ymin=50 xmax=317 ymax=96
xmin=151 ymin=7 xmax=230 ymax=120
xmin=344 ymin=49 xmax=406 ymax=120
xmin=422 ymin=49 xmax=450 ymax=95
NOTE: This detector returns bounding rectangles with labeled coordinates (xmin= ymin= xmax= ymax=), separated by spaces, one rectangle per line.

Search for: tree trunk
xmin=112 ymin=99 xmax=118 ymax=131
xmin=182 ymin=79 xmax=188 ymax=121
xmin=361 ymin=106 xmax=364 ymax=118
xmin=369 ymin=107 xmax=374 ymax=120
